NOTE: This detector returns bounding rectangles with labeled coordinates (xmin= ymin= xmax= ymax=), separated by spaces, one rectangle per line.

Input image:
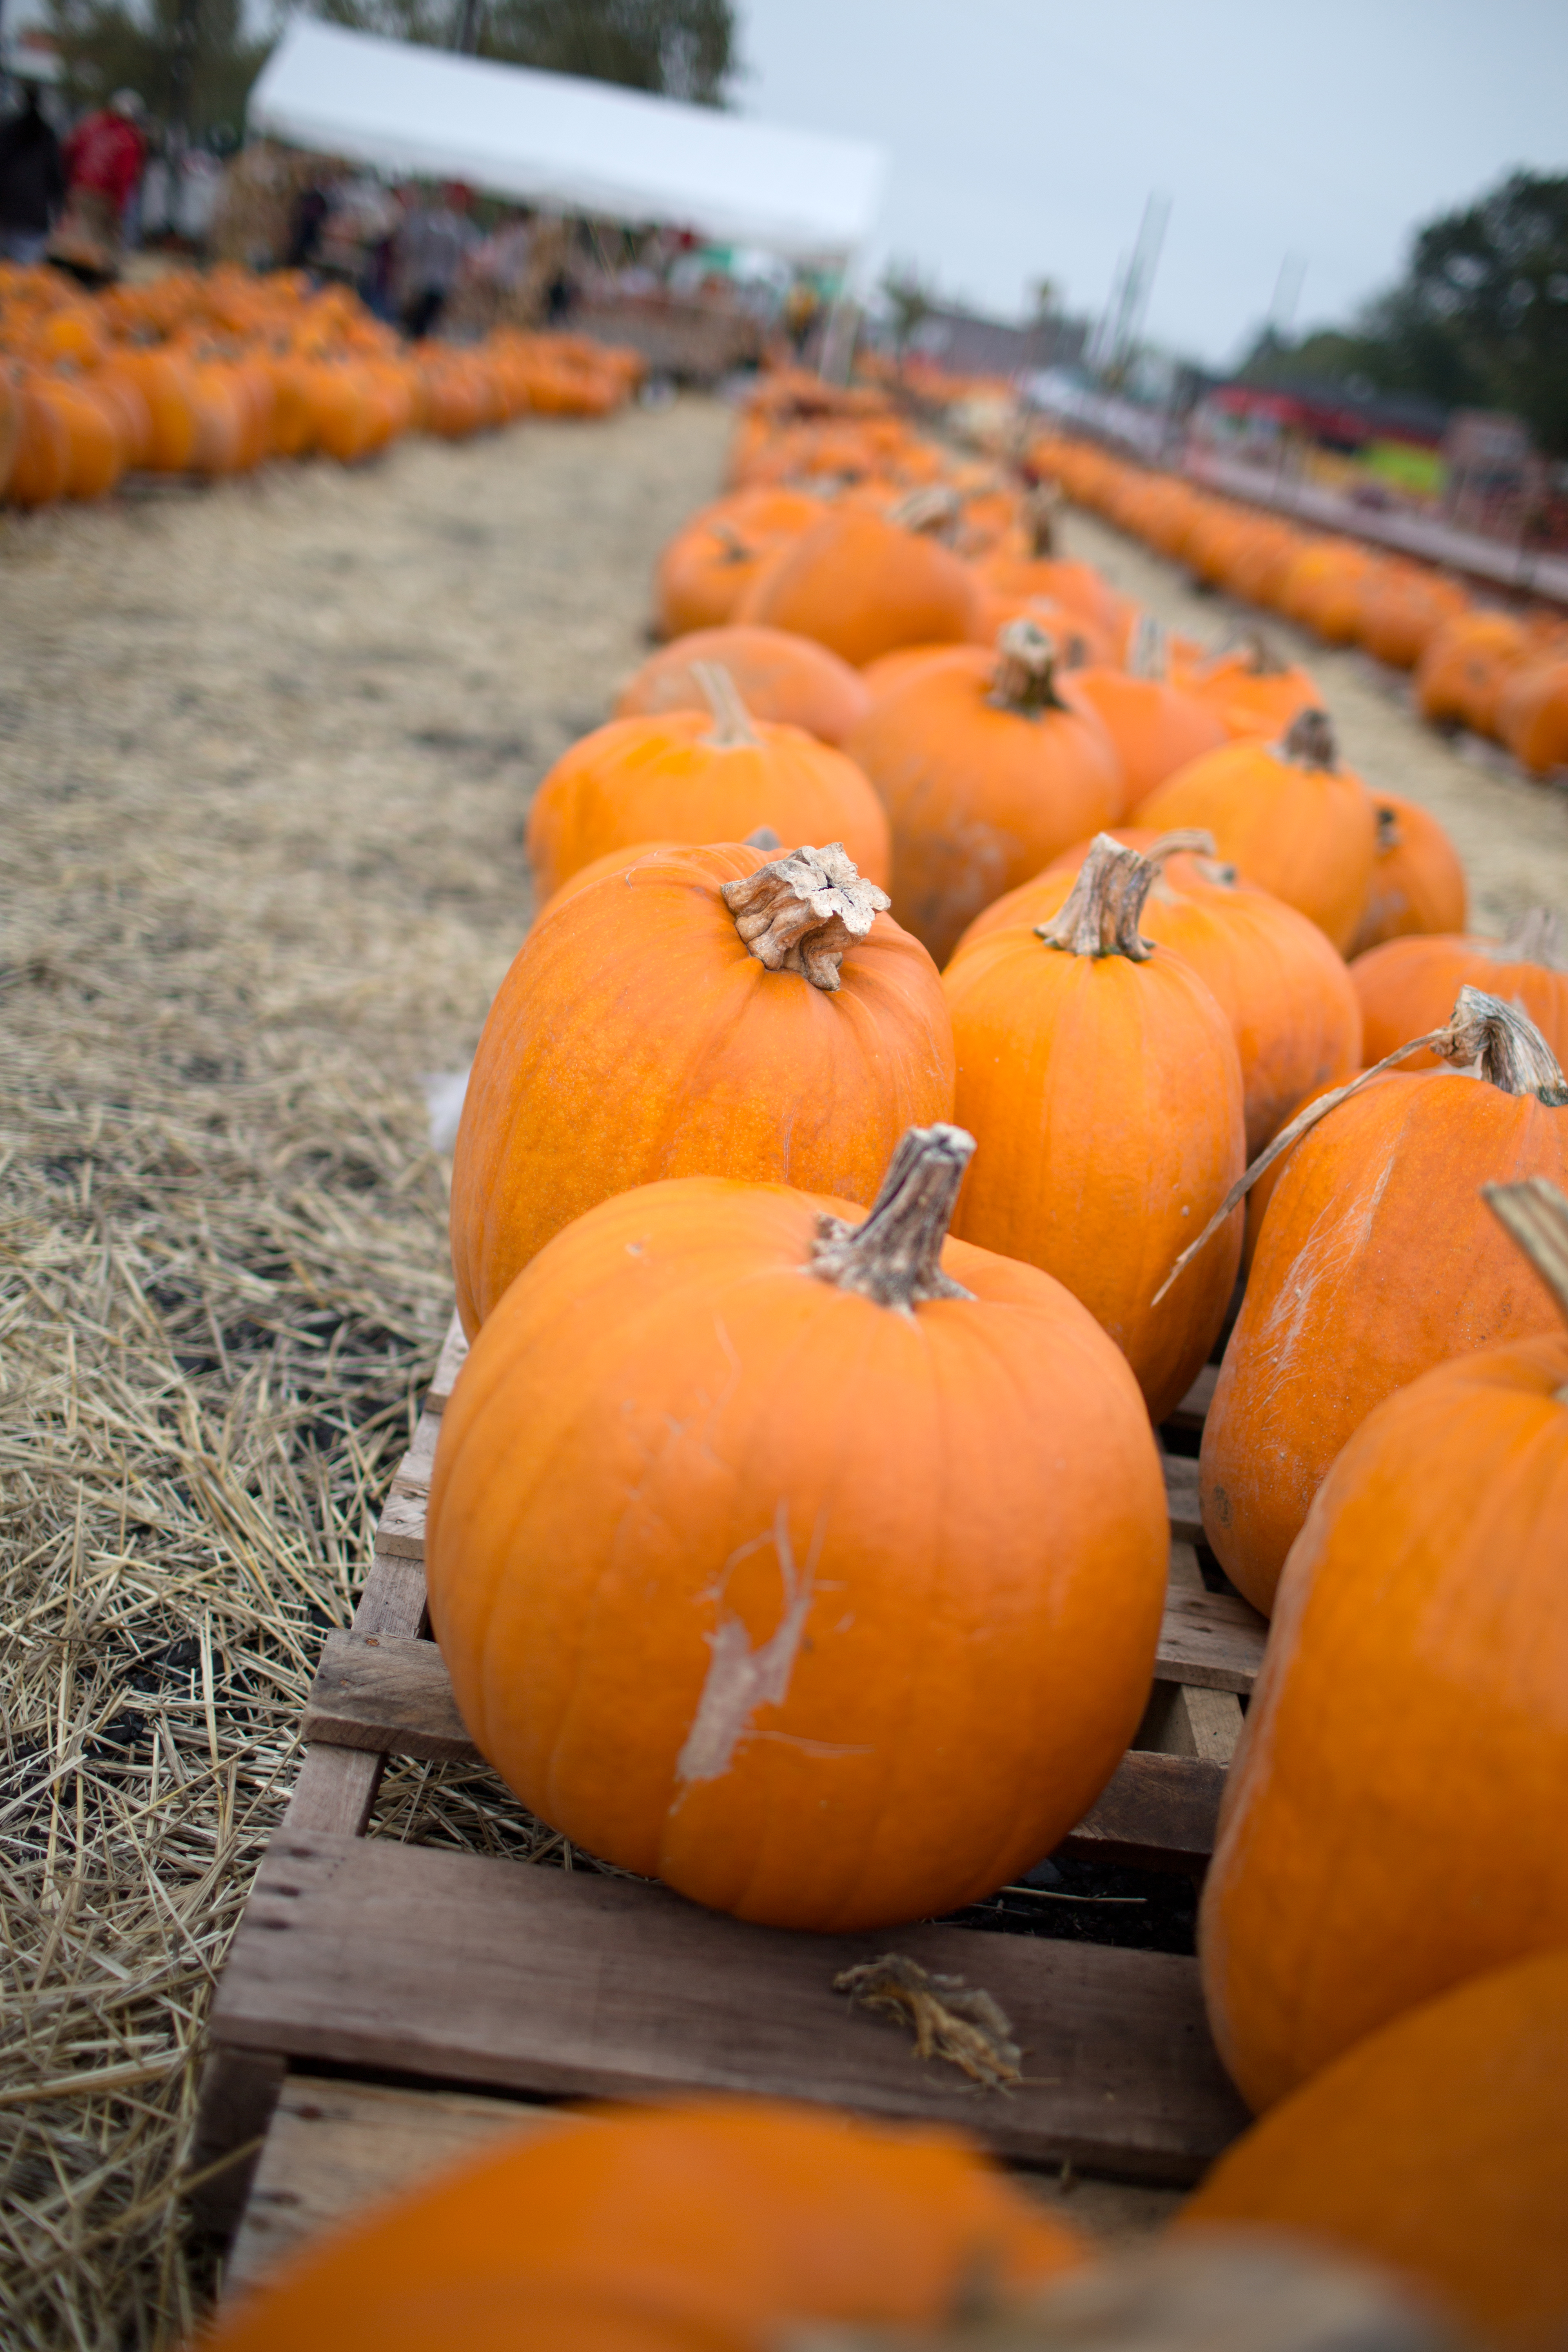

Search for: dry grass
xmin=0 ymin=398 xmax=731 ymax=2349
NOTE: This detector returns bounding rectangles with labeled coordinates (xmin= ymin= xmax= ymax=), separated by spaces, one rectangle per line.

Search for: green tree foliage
xmin=312 ymin=0 xmax=736 ymax=103
xmin=46 ymin=0 xmax=269 ymax=136
xmin=1241 ymin=171 xmax=1568 ymax=457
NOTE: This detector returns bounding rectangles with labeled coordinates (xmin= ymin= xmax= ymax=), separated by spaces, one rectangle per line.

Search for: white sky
xmin=735 ymin=0 xmax=1568 ymax=366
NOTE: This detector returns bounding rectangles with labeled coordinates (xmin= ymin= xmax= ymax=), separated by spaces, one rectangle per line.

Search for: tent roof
xmin=247 ymin=22 xmax=885 ymax=264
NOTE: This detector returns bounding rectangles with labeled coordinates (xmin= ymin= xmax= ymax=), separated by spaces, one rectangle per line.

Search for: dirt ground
xmin=1057 ymin=504 xmax=1568 ymax=931
xmin=3 ymin=400 xmax=1564 ymax=2345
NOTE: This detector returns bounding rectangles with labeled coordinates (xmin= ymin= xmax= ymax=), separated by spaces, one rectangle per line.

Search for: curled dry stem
xmin=1036 ymin=834 xmax=1160 ymax=960
xmin=1152 ymin=986 xmax=1568 ymax=1305
xmin=1278 ymin=706 xmax=1338 ymax=771
xmin=835 ymin=1953 xmax=1022 ymax=2090
xmin=989 ymin=617 xmax=1068 ymax=717
xmin=721 ymin=842 xmax=888 ymax=993
xmin=811 ymin=1124 xmax=976 ymax=1311
xmin=693 ymin=661 xmax=759 ymax=748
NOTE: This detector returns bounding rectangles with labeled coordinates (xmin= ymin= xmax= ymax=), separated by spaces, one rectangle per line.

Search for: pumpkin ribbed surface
xmin=738 ymin=507 xmax=983 ymax=668
xmin=1347 ymin=793 xmax=1468 ymax=956
xmin=614 ymin=624 xmax=871 ymax=745
xmin=1351 ymin=926 xmax=1568 ymax=1068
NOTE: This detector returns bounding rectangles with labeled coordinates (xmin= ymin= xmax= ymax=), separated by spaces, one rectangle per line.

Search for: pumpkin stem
xmin=1025 ymin=481 xmax=1060 ymax=557
xmin=1483 ymin=1178 xmax=1568 ymax=1333
xmin=1373 ymin=803 xmax=1402 ymax=855
xmin=720 ymin=843 xmax=890 ymax=994
xmin=1499 ymin=906 xmax=1568 ymax=971
xmin=693 ymin=662 xmax=760 ymax=748
xmin=1192 ymin=626 xmax=1287 ymax=682
xmin=1152 ymin=984 xmax=1568 ymax=1306
xmin=889 ymin=483 xmax=962 ymax=540
xmin=1126 ymin=614 xmax=1167 ymax=682
xmin=709 ymin=519 xmax=753 ymax=565
xmin=743 ymin=825 xmax=782 ymax=851
xmin=811 ymin=1124 xmax=976 ymax=1310
xmin=1036 ymin=835 xmax=1159 ymax=962
xmin=1278 ymin=707 xmax=1338 ymax=771
xmin=1145 ymin=828 xmax=1218 ymax=865
xmin=989 ymin=618 xmax=1068 ymax=716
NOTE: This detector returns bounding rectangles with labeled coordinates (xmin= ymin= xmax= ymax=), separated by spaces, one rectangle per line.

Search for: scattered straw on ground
xmin=0 ymin=396 xmax=729 ymax=2350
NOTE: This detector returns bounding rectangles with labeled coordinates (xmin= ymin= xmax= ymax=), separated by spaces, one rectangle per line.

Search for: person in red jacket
xmin=55 ymin=88 xmax=145 ymax=276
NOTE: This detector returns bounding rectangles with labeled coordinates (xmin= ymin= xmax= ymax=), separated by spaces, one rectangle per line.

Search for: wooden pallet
xmin=196 ymin=1321 xmax=1265 ymax=2291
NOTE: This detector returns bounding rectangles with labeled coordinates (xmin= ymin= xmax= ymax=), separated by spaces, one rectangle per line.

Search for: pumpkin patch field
xmin=4 ymin=360 xmax=1568 ymax=2352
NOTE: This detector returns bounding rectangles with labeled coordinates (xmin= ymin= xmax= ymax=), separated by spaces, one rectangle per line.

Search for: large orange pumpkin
xmin=613 ymin=624 xmax=871 ymax=745
xmin=204 ymin=2097 xmax=1085 ymax=2352
xmin=1345 ymin=791 xmax=1468 ymax=956
xmin=653 ymin=488 xmax=824 ymax=638
xmin=1497 ymin=655 xmax=1568 ymax=778
xmin=944 ymin=837 xmax=1246 ymax=1420
xmin=427 ymin=1125 xmax=1169 ymax=1930
xmin=957 ymin=835 xmax=1362 ymax=1158
xmin=737 ymin=504 xmax=984 ymax=668
xmin=842 ymin=622 xmax=1123 ymax=967
xmin=451 ymin=840 xmax=955 ymax=1330
xmin=1198 ymin=1176 xmax=1568 ymax=2129
xmin=1198 ymin=990 xmax=1568 ymax=1614
xmin=1351 ymin=911 xmax=1568 ymax=1069
xmin=37 ymin=378 xmax=125 ymax=500
xmin=114 ymin=346 xmax=198 ymax=472
xmin=1415 ymin=610 xmax=1531 ymax=737
xmin=526 ymin=670 xmax=891 ymax=901
xmin=1069 ymin=621 xmax=1229 ymax=811
xmin=1134 ymin=710 xmax=1376 ymax=953
xmin=1185 ymin=1948 xmax=1568 ymax=2350
xmin=1178 ymin=635 xmax=1322 ymax=742
xmin=1353 ymin=561 xmax=1470 ymax=670
xmin=5 ymin=372 xmax=71 ymax=507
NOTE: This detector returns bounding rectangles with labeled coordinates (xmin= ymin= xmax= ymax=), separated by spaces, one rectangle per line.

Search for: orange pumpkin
xmin=1198 ymin=991 xmax=1568 ymax=1614
xmin=944 ymin=837 xmax=1245 ymax=1420
xmin=1276 ymin=539 xmax=1374 ymax=643
xmin=1497 ymin=656 xmax=1568 ymax=778
xmin=858 ymin=643 xmax=978 ymax=699
xmin=1353 ymin=561 xmax=1470 ymax=669
xmin=428 ymin=1125 xmax=1169 ymax=1930
xmin=114 ymin=346 xmax=198 ymax=472
xmin=526 ymin=671 xmax=891 ymax=901
xmin=842 ymin=622 xmax=1123 ymax=967
xmin=614 ymin=625 xmax=871 ymax=745
xmin=1179 ymin=635 xmax=1322 ymax=742
xmin=654 ymin=488 xmax=823 ymax=639
xmin=738 ymin=504 xmax=984 ymax=668
xmin=1346 ymin=792 xmax=1469 ymax=957
xmin=5 ymin=372 xmax=71 ymax=507
xmin=1070 ymin=621 xmax=1230 ymax=811
xmin=1134 ymin=710 xmax=1376 ymax=953
xmin=204 ymin=2097 xmax=1085 ymax=2352
xmin=38 ymin=378 xmax=125 ymax=500
xmin=1351 ymin=911 xmax=1568 ymax=1069
xmin=451 ymin=840 xmax=955 ymax=1330
xmin=958 ymin=835 xmax=1362 ymax=1158
xmin=1415 ymin=610 xmax=1532 ymax=737
xmin=1198 ymin=1177 xmax=1568 ymax=2134
xmin=1185 ymin=1950 xmax=1568 ymax=2350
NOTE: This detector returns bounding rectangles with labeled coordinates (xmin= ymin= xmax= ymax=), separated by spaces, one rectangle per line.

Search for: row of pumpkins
xmin=1031 ymin=430 xmax=1568 ymax=779
xmin=0 ymin=260 xmax=641 ymax=506
xmin=216 ymin=374 xmax=1566 ymax=2352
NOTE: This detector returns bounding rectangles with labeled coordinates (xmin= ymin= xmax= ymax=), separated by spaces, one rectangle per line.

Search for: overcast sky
xmin=735 ymin=0 xmax=1568 ymax=366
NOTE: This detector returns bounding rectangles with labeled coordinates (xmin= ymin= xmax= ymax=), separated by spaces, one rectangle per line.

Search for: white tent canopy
xmin=247 ymin=22 xmax=885 ymax=266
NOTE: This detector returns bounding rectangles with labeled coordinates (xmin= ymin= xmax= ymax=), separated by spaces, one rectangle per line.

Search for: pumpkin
xmin=1351 ymin=910 xmax=1568 ymax=1070
xmin=653 ymin=488 xmax=823 ymax=639
xmin=1415 ymin=610 xmax=1531 ymax=737
xmin=114 ymin=346 xmax=198 ymax=472
xmin=1353 ymin=561 xmax=1470 ymax=670
xmin=943 ymin=837 xmax=1245 ymax=1420
xmin=977 ymin=552 xmax=1128 ymax=645
xmin=956 ymin=833 xmax=1362 ymax=1158
xmin=1345 ymin=793 xmax=1468 ymax=956
xmin=858 ymin=643 xmax=978 ymax=699
xmin=37 ymin=378 xmax=125 ymax=500
xmin=1185 ymin=1948 xmax=1568 ymax=2350
xmin=1134 ymin=710 xmax=1376 ymax=953
xmin=1197 ymin=990 xmax=1568 ymax=1614
xmin=1276 ymin=539 xmax=1374 ymax=643
xmin=1069 ymin=621 xmax=1230 ymax=812
xmin=428 ymin=1124 xmax=1169 ymax=1930
xmin=526 ymin=668 xmax=891 ymax=902
xmin=614 ymin=625 xmax=871 ymax=746
xmin=842 ymin=621 xmax=1123 ymax=967
xmin=1497 ymin=655 xmax=1568 ymax=778
xmin=1179 ymin=634 xmax=1322 ymax=742
xmin=737 ymin=503 xmax=984 ymax=668
xmin=451 ymin=840 xmax=955 ymax=1330
xmin=1198 ymin=1177 xmax=1568 ymax=2129
xmin=203 ymin=2097 xmax=1085 ymax=2352
xmin=5 ymin=373 xmax=71 ymax=508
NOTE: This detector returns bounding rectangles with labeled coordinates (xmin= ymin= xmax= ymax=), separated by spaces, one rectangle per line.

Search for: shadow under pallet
xmin=195 ymin=1319 xmax=1267 ymax=2294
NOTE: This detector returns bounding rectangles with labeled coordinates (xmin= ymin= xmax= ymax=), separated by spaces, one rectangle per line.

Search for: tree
xmin=879 ymin=261 xmax=934 ymax=356
xmin=1238 ymin=171 xmax=1568 ymax=457
xmin=311 ymin=0 xmax=736 ymax=103
xmin=47 ymin=0 xmax=270 ymax=138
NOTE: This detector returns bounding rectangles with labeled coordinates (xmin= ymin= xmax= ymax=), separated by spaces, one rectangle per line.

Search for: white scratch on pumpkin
xmin=676 ymin=1504 xmax=815 ymax=1784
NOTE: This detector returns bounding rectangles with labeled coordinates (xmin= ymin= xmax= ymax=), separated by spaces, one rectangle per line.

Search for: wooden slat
xmin=1160 ymin=1450 xmax=1202 ymax=1545
xmin=426 ymin=1316 xmax=469 ymax=1414
xmin=1057 ymin=1751 xmax=1224 ymax=1873
xmin=1163 ymin=1364 xmax=1218 ymax=1436
xmin=1134 ymin=1683 xmax=1244 ymax=1768
xmin=209 ymin=1833 xmax=1246 ymax=2182
xmin=1154 ymin=1584 xmax=1265 ymax=1694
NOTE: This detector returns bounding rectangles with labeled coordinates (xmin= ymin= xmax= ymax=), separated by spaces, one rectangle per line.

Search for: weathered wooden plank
xmin=1164 ymin=1364 xmax=1218 ymax=1437
xmin=1154 ymin=1585 xmax=1265 ymax=1695
xmin=283 ymin=1745 xmax=385 ymax=1838
xmin=1134 ymin=1682 xmax=1244 ymax=1767
xmin=374 ymin=1490 xmax=428 ymax=1563
xmin=223 ymin=2073 xmax=1183 ymax=2302
xmin=1058 ymin=1751 xmax=1224 ymax=1873
xmin=1160 ymin=1451 xmax=1202 ymax=1546
xmin=209 ymin=1833 xmax=1246 ymax=2182
xmin=426 ymin=1317 xmax=469 ymax=1415
xmin=390 ymin=1411 xmax=439 ymax=1496
xmin=187 ymin=2047 xmax=286 ymax=2237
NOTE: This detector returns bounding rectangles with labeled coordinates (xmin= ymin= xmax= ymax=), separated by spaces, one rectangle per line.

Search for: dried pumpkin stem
xmin=1036 ymin=834 xmax=1159 ymax=960
xmin=693 ymin=661 xmax=760 ymax=748
xmin=1278 ymin=707 xmax=1338 ymax=770
xmin=1025 ymin=480 xmax=1060 ymax=557
xmin=1145 ymin=827 xmax=1218 ymax=864
xmin=889 ymin=483 xmax=962 ymax=539
xmin=1482 ymin=1178 xmax=1568 ymax=1334
xmin=1499 ymin=906 xmax=1568 ymax=971
xmin=811 ymin=1124 xmax=976 ymax=1310
xmin=989 ymin=618 xmax=1067 ymax=716
xmin=834 ymin=1953 xmax=1022 ymax=2090
xmin=1125 ymin=613 xmax=1168 ymax=681
xmin=1373 ymin=803 xmax=1403 ymax=854
xmin=1152 ymin=984 xmax=1568 ymax=1305
xmin=720 ymin=843 xmax=889 ymax=993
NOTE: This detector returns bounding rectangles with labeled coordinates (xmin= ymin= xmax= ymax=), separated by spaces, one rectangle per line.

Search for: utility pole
xmin=1266 ymin=252 xmax=1306 ymax=341
xmin=1102 ymin=192 xmax=1169 ymax=383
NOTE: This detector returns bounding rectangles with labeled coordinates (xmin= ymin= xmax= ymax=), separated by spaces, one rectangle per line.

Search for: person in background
xmin=0 ymin=78 xmax=65 ymax=263
xmin=285 ymin=176 xmax=332 ymax=271
xmin=395 ymin=182 xmax=474 ymax=341
xmin=59 ymin=87 xmax=147 ymax=267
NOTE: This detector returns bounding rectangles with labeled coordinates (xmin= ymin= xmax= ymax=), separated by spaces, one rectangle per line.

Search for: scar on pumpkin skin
xmin=675 ymin=1506 xmax=816 ymax=1784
